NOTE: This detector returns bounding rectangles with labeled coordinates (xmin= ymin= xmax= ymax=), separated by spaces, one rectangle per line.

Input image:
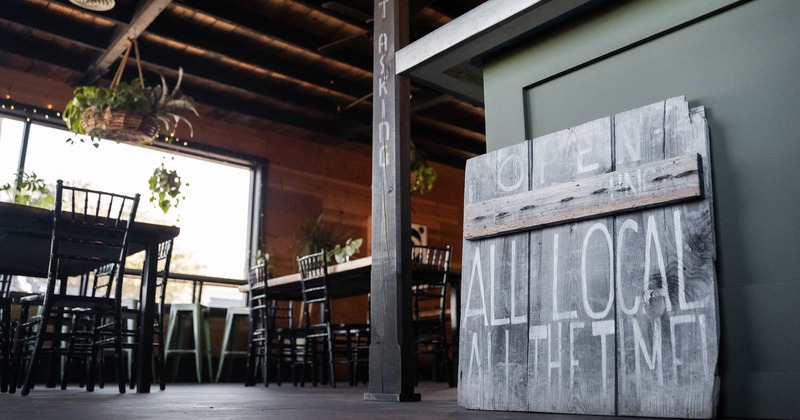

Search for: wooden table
xmin=0 ymin=201 xmax=180 ymax=393
xmin=263 ymin=256 xmax=373 ymax=300
xmin=249 ymin=255 xmax=462 ymax=364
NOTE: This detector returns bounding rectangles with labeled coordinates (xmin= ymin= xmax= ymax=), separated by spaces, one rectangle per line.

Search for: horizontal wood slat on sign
xmin=463 ymin=153 xmax=703 ymax=240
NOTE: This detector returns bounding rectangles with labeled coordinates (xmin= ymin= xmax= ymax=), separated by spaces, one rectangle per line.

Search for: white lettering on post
xmin=581 ymin=223 xmax=614 ymax=320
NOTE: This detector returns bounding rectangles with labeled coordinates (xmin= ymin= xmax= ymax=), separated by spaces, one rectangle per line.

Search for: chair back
xmin=411 ymin=245 xmax=451 ymax=321
xmin=248 ymin=263 xmax=270 ymax=332
xmin=46 ymin=180 xmax=140 ymax=306
xmin=0 ymin=274 xmax=11 ymax=299
xmin=296 ymin=250 xmax=330 ymax=327
xmin=155 ymin=239 xmax=174 ymax=309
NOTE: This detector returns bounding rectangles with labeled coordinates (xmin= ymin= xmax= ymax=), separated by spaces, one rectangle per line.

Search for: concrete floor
xmin=0 ymin=382 xmax=637 ymax=420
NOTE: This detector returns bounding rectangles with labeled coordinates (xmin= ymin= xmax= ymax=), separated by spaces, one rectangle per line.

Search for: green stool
xmin=215 ymin=307 xmax=250 ymax=382
xmin=164 ymin=303 xmax=213 ymax=383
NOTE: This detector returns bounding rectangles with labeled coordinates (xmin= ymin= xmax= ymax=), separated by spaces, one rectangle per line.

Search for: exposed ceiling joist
xmin=81 ymin=0 xmax=173 ymax=84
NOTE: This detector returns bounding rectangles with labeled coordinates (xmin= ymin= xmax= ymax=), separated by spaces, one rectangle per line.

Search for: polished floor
xmin=0 ymin=382 xmax=636 ymax=420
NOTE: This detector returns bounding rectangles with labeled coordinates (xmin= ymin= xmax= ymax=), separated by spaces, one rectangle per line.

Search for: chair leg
xmin=21 ymin=311 xmax=50 ymax=396
xmin=191 ymin=308 xmax=203 ymax=383
xmin=203 ymin=308 xmax=213 ymax=383
xmin=157 ymin=317 xmax=166 ymax=391
xmin=215 ymin=311 xmax=233 ymax=383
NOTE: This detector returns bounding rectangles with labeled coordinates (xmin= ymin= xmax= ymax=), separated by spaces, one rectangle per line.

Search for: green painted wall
xmin=483 ymin=1 xmax=800 ymax=418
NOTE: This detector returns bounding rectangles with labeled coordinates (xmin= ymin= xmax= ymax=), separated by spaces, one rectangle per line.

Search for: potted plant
xmin=148 ymin=162 xmax=187 ymax=214
xmin=327 ymin=238 xmax=363 ymax=264
xmin=410 ymin=148 xmax=438 ymax=194
xmin=62 ymin=67 xmax=197 ymax=146
xmin=0 ymin=170 xmax=54 ymax=208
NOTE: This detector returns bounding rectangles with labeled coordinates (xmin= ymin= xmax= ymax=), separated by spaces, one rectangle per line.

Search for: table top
xmin=0 ymin=201 xmax=180 ymax=277
xmin=263 ymin=256 xmax=373 ymax=300
xmin=248 ymin=255 xmax=461 ymax=301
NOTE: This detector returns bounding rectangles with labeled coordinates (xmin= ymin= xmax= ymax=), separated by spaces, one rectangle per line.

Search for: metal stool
xmin=215 ymin=306 xmax=249 ymax=382
xmin=164 ymin=303 xmax=213 ymax=383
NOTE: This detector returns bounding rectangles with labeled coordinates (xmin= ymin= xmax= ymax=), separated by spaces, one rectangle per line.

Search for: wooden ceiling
xmin=0 ymin=0 xmax=488 ymax=168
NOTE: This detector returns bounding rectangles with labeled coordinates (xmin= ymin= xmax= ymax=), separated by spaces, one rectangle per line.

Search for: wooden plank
xmin=527 ymin=116 xmax=615 ymax=414
xmin=464 ymin=154 xmax=704 ymax=240
xmin=459 ymin=141 xmax=529 ymax=411
xmin=615 ymin=97 xmax=718 ymax=418
xmin=365 ymin=0 xmax=418 ymax=402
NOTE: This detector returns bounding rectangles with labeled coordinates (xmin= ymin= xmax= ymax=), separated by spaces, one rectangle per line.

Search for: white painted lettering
xmin=552 ymin=233 xmax=577 ymax=321
xmin=644 ymin=215 xmax=673 ymax=313
xmin=675 ymin=209 xmax=708 ymax=310
xmin=581 ymin=223 xmax=614 ymax=319
xmin=669 ymin=314 xmax=695 ymax=384
xmin=465 ymin=247 xmax=488 ymax=326
xmin=548 ymin=323 xmax=563 ymax=389
xmin=377 ymin=32 xmax=388 ymax=55
xmin=490 ymin=243 xmax=510 ymax=326
xmin=529 ymin=324 xmax=548 ymax=380
xmin=569 ymin=321 xmax=585 ymax=389
xmin=592 ymin=320 xmax=615 ymax=392
xmin=497 ymin=154 xmax=524 ymax=192
xmin=617 ymin=218 xmax=640 ymax=315
xmin=632 ymin=318 xmax=664 ymax=392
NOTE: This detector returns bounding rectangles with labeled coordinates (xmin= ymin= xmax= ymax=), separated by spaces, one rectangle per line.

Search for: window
xmin=1 ymin=112 xmax=262 ymax=307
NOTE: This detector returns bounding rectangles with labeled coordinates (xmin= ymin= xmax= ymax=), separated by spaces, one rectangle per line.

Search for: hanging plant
xmin=410 ymin=148 xmax=437 ymax=194
xmin=148 ymin=162 xmax=187 ymax=214
xmin=62 ymin=39 xmax=197 ymax=146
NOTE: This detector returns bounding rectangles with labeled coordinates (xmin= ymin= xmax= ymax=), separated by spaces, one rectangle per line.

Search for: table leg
xmin=136 ymin=243 xmax=158 ymax=393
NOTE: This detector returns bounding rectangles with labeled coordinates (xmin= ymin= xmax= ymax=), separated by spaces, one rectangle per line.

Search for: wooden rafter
xmin=81 ymin=0 xmax=173 ymax=84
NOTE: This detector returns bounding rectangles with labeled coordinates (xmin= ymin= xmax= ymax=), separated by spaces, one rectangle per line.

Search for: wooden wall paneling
xmin=459 ymin=141 xmax=529 ymax=410
xmin=528 ymin=117 xmax=615 ymax=414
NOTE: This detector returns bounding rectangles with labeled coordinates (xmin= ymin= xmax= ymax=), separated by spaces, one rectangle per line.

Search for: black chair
xmin=0 ymin=274 xmax=12 ymax=392
xmin=244 ymin=263 xmax=303 ymax=387
xmin=79 ymin=239 xmax=172 ymax=391
xmin=411 ymin=245 xmax=452 ymax=385
xmin=297 ymin=250 xmax=368 ymax=387
xmin=10 ymin=180 xmax=139 ymax=395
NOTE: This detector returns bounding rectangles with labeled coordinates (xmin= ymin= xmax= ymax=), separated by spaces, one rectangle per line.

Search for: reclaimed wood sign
xmin=458 ymin=97 xmax=719 ymax=418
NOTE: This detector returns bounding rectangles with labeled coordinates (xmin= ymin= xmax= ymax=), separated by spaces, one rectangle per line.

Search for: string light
xmin=1 ymin=98 xmax=194 ymax=148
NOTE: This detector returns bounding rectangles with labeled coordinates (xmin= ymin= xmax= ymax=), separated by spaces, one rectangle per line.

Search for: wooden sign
xmin=459 ymin=97 xmax=719 ymax=418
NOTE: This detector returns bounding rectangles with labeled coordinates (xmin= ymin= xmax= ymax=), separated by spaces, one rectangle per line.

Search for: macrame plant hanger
xmin=110 ymin=38 xmax=145 ymax=89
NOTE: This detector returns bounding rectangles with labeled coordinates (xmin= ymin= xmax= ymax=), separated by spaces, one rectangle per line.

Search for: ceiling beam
xmin=81 ymin=0 xmax=173 ymax=84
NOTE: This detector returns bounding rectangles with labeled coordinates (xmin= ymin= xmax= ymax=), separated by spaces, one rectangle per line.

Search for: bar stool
xmin=164 ymin=303 xmax=213 ymax=383
xmin=215 ymin=306 xmax=250 ymax=382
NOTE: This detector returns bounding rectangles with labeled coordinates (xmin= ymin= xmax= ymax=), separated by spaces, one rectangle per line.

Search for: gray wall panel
xmin=482 ymin=1 xmax=800 ymax=417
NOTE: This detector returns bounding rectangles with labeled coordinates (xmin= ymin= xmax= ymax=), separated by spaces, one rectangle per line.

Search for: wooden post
xmin=364 ymin=0 xmax=419 ymax=402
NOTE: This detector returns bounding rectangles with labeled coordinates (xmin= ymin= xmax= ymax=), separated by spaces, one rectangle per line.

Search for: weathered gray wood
xmin=459 ymin=96 xmax=718 ymax=417
xmin=366 ymin=0 xmax=418 ymax=402
xmin=463 ymin=154 xmax=704 ymax=240
xmin=615 ymin=97 xmax=718 ymax=418
xmin=528 ymin=117 xmax=616 ymax=415
xmin=459 ymin=141 xmax=529 ymax=411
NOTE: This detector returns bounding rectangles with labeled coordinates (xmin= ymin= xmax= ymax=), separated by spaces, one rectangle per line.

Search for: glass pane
xmin=22 ymin=123 xmax=251 ymax=295
xmin=0 ymin=116 xmax=25 ymax=196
